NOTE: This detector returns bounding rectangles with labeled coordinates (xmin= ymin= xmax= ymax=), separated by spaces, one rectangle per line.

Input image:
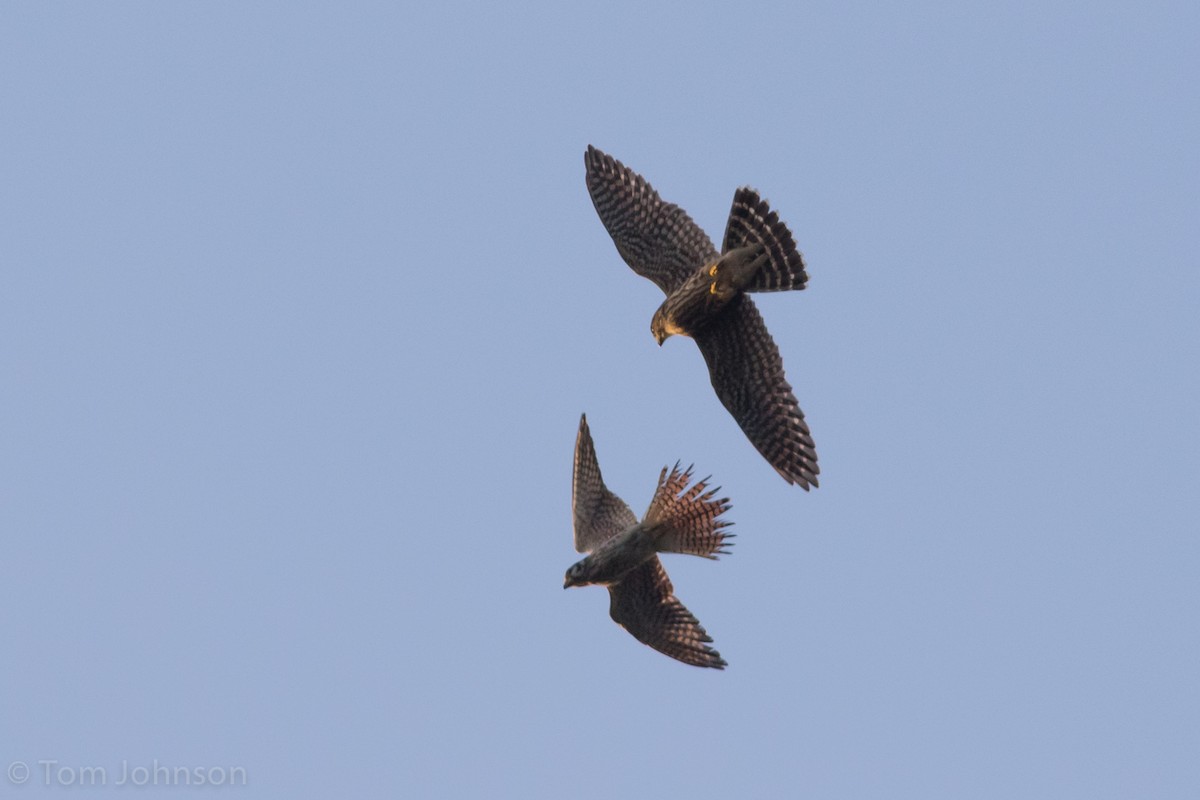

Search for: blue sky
xmin=2 ymin=2 xmax=1197 ymax=797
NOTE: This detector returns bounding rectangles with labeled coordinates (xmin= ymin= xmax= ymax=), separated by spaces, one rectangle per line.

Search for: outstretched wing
xmin=584 ymin=145 xmax=719 ymax=295
xmin=608 ymin=558 xmax=726 ymax=669
xmin=722 ymin=187 xmax=808 ymax=292
xmin=693 ymin=297 xmax=820 ymax=489
xmin=573 ymin=414 xmax=638 ymax=553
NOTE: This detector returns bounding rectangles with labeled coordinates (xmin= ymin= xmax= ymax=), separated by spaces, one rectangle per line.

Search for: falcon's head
xmin=563 ymin=559 xmax=592 ymax=589
xmin=650 ymin=305 xmax=686 ymax=346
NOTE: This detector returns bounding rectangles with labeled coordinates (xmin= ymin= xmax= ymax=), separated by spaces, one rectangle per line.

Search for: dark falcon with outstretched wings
xmin=566 ymin=414 xmax=733 ymax=669
xmin=584 ymin=145 xmax=819 ymax=488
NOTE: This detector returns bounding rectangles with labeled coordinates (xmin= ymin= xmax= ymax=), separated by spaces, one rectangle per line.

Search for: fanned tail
xmin=721 ymin=187 xmax=808 ymax=292
xmin=643 ymin=463 xmax=734 ymax=559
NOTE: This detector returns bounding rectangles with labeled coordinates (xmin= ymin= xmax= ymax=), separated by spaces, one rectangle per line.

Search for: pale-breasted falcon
xmin=584 ymin=145 xmax=819 ymax=489
xmin=565 ymin=414 xmax=733 ymax=669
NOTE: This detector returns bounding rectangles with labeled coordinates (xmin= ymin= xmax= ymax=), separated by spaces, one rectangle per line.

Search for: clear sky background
xmin=2 ymin=2 xmax=1197 ymax=798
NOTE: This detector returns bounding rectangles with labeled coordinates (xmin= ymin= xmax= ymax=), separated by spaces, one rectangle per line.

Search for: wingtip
xmin=585 ymin=144 xmax=625 ymax=177
xmin=694 ymin=647 xmax=728 ymax=670
xmin=735 ymin=185 xmax=763 ymax=204
xmin=776 ymin=462 xmax=819 ymax=490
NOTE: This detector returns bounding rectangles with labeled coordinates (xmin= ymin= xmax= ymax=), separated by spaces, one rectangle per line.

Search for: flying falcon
xmin=565 ymin=414 xmax=733 ymax=669
xmin=584 ymin=145 xmax=819 ymax=488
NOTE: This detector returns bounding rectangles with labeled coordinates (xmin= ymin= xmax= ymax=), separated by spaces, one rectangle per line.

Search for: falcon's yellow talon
xmin=709 ymin=282 xmax=718 ymax=295
xmin=709 ymin=263 xmax=719 ymax=277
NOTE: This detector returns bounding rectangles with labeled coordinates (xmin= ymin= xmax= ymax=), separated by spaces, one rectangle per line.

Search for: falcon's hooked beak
xmin=650 ymin=311 xmax=669 ymax=346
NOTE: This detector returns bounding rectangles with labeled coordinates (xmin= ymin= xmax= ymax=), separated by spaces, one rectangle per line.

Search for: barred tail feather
xmin=643 ymin=463 xmax=734 ymax=559
xmin=721 ymin=187 xmax=808 ymax=292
